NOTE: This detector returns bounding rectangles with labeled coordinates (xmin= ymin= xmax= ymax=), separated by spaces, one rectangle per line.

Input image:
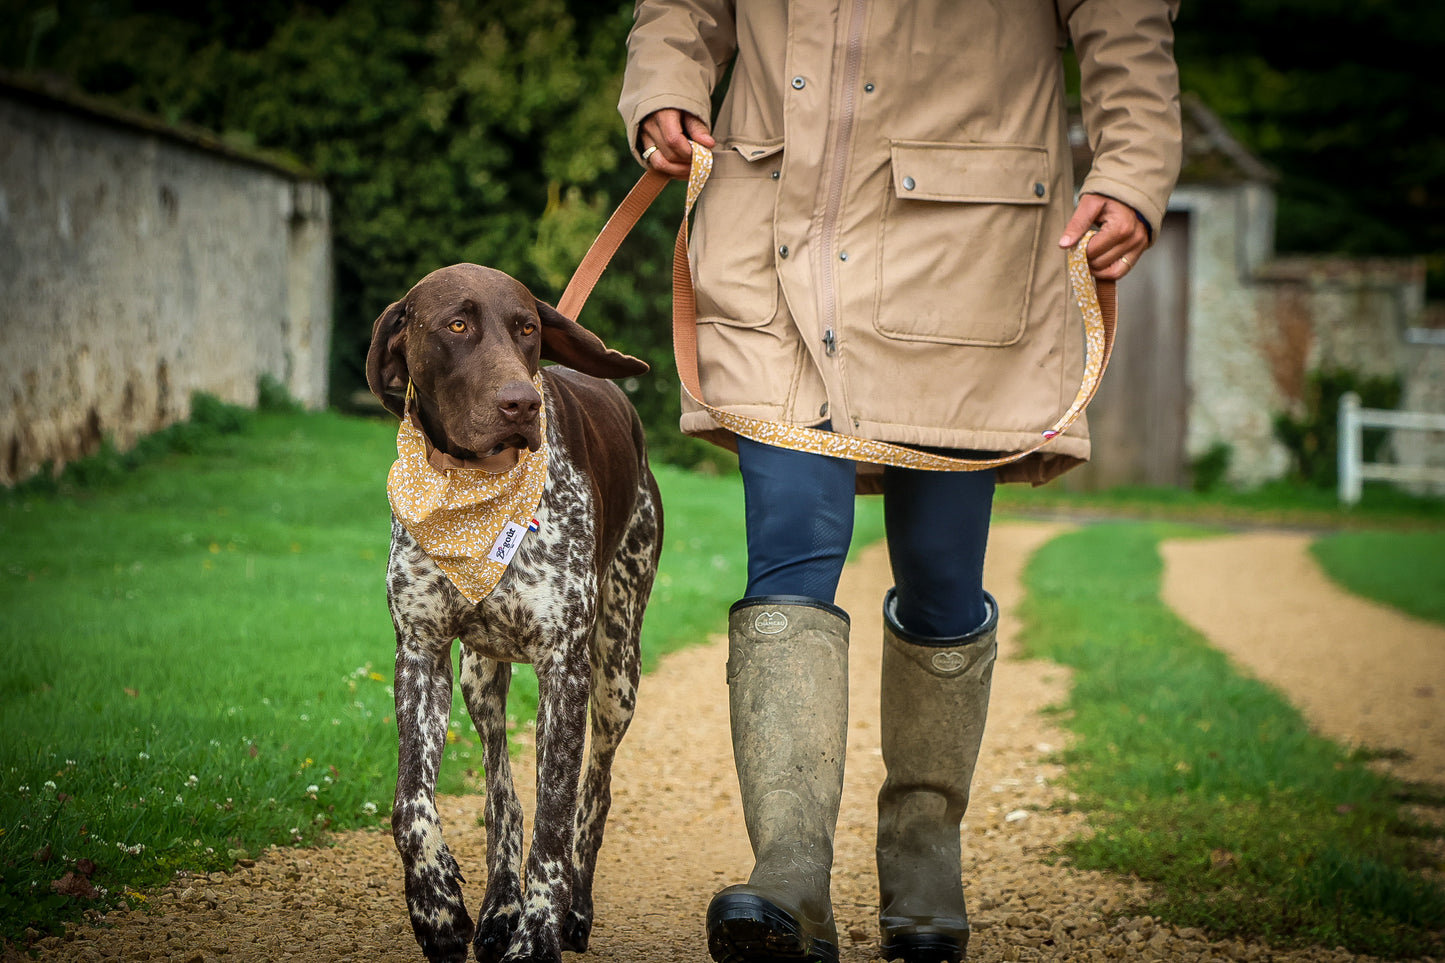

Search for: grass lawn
xmin=1309 ymin=530 xmax=1445 ymax=627
xmin=0 ymin=400 xmax=882 ymax=941
xmin=1019 ymin=522 xmax=1445 ymax=959
xmin=2 ymin=397 xmax=1439 ymax=950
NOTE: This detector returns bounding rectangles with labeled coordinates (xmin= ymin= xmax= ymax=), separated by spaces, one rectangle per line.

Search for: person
xmin=619 ymin=4 xmax=1181 ymax=962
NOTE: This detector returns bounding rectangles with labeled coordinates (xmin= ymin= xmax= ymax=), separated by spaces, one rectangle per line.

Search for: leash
xmin=558 ymin=145 xmax=1117 ymax=471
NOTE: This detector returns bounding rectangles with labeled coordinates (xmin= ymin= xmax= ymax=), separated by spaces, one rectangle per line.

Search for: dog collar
xmin=386 ymin=373 xmax=549 ymax=603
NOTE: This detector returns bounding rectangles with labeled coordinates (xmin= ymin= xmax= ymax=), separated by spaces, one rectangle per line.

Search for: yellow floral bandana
xmin=386 ymin=375 xmax=549 ymax=603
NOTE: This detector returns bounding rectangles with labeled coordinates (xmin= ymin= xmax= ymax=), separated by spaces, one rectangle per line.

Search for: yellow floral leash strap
xmin=669 ymin=143 xmax=1117 ymax=471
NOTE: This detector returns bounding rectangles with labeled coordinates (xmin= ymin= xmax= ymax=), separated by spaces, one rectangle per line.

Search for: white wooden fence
xmin=1337 ymin=392 xmax=1445 ymax=504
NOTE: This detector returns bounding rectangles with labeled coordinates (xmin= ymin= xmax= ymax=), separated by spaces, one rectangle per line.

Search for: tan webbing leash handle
xmin=557 ymin=168 xmax=672 ymax=320
xmin=558 ymin=146 xmax=1117 ymax=471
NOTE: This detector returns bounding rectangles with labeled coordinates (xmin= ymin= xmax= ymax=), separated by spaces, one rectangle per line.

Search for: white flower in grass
xmin=43 ymin=780 xmax=56 ymax=792
xmin=138 ymin=751 xmax=150 ymax=761
xmin=185 ymin=775 xmax=199 ymax=788
xmin=17 ymin=785 xmax=29 ymax=795
xmin=306 ymin=784 xmax=319 ymax=795
xmin=362 ymin=802 xmax=378 ymax=816
xmin=175 ymin=795 xmax=184 ymax=805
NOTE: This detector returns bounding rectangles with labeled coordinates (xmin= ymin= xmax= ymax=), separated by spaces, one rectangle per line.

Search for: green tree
xmin=1174 ymin=0 xmax=1445 ymax=291
xmin=2 ymin=0 xmax=718 ymax=464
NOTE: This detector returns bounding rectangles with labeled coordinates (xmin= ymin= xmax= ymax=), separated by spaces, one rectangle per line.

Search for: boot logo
xmin=931 ymin=651 xmax=967 ymax=674
xmin=754 ymin=611 xmax=789 ymax=635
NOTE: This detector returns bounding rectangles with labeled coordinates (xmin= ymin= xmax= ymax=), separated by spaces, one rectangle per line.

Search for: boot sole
xmin=880 ymin=931 xmax=967 ymax=963
xmin=706 ymin=892 xmax=839 ymax=963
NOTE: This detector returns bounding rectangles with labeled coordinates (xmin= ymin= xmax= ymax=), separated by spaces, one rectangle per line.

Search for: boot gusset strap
xmin=883 ymin=587 xmax=996 ymax=648
xmin=731 ymin=594 xmax=850 ymax=625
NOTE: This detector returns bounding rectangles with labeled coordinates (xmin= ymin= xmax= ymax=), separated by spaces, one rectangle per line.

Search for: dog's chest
xmin=387 ymin=438 xmax=598 ymax=663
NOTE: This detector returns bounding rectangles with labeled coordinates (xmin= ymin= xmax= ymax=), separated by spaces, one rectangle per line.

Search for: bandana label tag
xmin=488 ymin=521 xmax=530 ymax=566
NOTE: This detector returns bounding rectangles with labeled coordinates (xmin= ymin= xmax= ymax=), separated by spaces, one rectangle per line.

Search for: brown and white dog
xmin=367 ymin=264 xmax=662 ymax=963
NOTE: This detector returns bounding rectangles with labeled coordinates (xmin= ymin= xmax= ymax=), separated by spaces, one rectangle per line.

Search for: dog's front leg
xmin=392 ymin=628 xmax=472 ymax=963
xmin=458 ymin=650 xmax=524 ymax=963
xmin=506 ymin=640 xmax=591 ymax=963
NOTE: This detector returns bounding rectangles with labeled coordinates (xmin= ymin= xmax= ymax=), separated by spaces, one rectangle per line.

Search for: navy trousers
xmin=736 ymin=435 xmax=995 ymax=639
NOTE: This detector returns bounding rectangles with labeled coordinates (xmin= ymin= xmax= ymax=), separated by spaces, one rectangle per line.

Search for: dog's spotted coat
xmin=387 ymin=380 xmax=660 ymax=963
xmin=367 ymin=264 xmax=661 ymax=963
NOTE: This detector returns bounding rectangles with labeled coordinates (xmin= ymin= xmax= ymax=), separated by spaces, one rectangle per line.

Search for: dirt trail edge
xmin=11 ymin=522 xmax=1389 ymax=963
xmin=1160 ymin=532 xmax=1445 ymax=788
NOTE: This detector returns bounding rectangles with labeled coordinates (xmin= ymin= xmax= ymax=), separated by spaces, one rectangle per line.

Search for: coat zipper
xmin=816 ymin=0 xmax=866 ymax=424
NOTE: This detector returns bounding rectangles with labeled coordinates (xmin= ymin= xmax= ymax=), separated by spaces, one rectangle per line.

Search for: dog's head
xmin=366 ymin=264 xmax=647 ymax=460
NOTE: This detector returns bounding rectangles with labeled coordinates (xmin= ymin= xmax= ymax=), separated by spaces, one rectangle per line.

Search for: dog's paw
xmin=403 ymin=876 xmax=472 ymax=961
xmin=417 ymin=929 xmax=472 ymax=963
xmin=497 ymin=917 xmax=564 ymax=963
xmin=560 ymin=909 xmax=591 ymax=953
xmin=501 ymin=946 xmax=564 ymax=963
xmin=472 ymin=910 xmax=520 ymax=963
xmin=411 ymin=910 xmax=473 ymax=963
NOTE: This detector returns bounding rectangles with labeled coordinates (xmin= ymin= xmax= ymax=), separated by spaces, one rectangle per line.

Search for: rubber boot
xmin=706 ymin=596 xmax=849 ymax=963
xmin=876 ymin=587 xmax=998 ymax=963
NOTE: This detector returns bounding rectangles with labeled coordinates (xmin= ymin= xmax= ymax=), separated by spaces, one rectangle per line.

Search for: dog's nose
xmin=497 ymin=380 xmax=541 ymax=424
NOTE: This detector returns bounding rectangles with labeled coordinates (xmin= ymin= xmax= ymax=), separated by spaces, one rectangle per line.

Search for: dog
xmin=366 ymin=264 xmax=662 ymax=963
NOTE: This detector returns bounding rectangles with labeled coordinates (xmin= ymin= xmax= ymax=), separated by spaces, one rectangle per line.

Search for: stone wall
xmin=1399 ymin=316 xmax=1445 ymax=496
xmin=0 ymin=80 xmax=332 ymax=486
xmin=1170 ymin=181 xmax=1433 ymax=488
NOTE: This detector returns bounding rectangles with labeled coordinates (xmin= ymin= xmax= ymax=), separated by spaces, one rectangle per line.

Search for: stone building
xmin=1069 ymin=93 xmax=1440 ymax=490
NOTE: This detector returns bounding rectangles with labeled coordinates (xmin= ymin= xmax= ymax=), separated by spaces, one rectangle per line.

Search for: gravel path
xmin=9 ymin=522 xmax=1423 ymax=963
xmin=1160 ymin=532 xmax=1445 ymax=787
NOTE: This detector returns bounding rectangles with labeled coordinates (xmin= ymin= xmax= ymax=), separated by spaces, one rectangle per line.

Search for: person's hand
xmin=1058 ymin=193 xmax=1149 ymax=281
xmin=638 ymin=109 xmax=716 ymax=179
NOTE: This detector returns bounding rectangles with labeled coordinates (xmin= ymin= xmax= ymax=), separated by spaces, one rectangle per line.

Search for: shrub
xmin=1272 ymin=368 xmax=1401 ymax=488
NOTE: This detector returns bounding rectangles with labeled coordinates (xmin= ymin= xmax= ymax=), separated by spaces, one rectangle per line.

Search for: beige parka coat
xmin=620 ymin=0 xmax=1182 ymax=485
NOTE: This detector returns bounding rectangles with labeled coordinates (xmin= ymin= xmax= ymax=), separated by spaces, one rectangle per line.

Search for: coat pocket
xmin=692 ymin=142 xmax=784 ymax=328
xmin=874 ymin=142 xmax=1051 ymax=346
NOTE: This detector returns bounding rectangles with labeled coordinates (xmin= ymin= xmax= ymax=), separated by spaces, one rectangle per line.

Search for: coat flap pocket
xmin=727 ymin=139 xmax=784 ymax=162
xmin=889 ymin=142 xmax=1050 ymax=204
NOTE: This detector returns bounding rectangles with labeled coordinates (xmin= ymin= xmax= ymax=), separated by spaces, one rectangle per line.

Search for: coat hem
xmin=679 ymin=409 xmax=1091 ymax=487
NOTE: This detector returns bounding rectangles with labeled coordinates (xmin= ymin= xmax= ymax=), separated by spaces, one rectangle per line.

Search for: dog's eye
xmin=520 ymin=321 xmax=537 ymax=336
xmin=448 ymin=319 xmax=467 ymax=333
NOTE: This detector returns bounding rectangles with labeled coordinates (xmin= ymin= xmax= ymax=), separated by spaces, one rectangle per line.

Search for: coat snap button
xmin=791 ymin=76 xmax=806 ymax=90
xmin=1033 ymin=182 xmax=1046 ymax=197
xmin=902 ymin=176 xmax=916 ymax=191
xmin=771 ymin=170 xmax=780 ymax=180
xmin=839 ymin=251 xmax=849 ymax=262
xmin=778 ymin=244 xmax=790 ymax=258
xmin=819 ymin=402 xmax=829 ymax=417
xmin=864 ymin=83 xmax=875 ymax=93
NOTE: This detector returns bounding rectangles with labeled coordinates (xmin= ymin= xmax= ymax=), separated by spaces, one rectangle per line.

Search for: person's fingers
xmin=1060 ymin=193 xmax=1148 ymax=280
xmin=1085 ymin=197 xmax=1149 ymax=279
xmin=638 ymin=109 xmax=701 ymax=178
xmin=1058 ymin=193 xmax=1107 ymax=250
xmin=681 ymin=113 xmax=715 ymax=148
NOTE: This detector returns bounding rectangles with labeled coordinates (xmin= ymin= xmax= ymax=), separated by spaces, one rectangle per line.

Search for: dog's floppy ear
xmin=535 ymin=300 xmax=649 ymax=379
xmin=365 ymin=300 xmax=410 ymax=419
